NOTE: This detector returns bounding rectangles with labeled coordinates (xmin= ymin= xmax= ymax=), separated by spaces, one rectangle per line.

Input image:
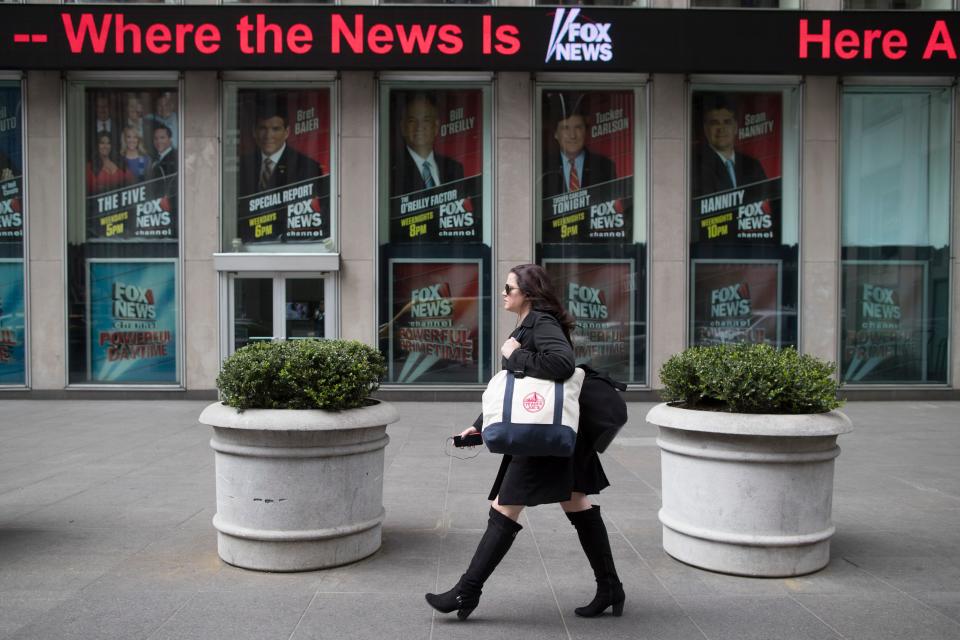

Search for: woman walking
xmin=425 ymin=263 xmax=625 ymax=620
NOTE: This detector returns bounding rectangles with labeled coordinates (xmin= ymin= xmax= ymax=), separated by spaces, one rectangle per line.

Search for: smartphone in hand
xmin=453 ymin=433 xmax=483 ymax=448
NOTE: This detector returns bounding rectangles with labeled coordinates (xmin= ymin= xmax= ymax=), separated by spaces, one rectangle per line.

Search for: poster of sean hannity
xmin=86 ymin=260 xmax=178 ymax=384
xmin=540 ymin=90 xmax=634 ymax=244
xmin=543 ymin=259 xmax=635 ymax=382
xmin=691 ymin=91 xmax=782 ymax=245
xmin=234 ymin=89 xmax=331 ymax=245
xmin=388 ymin=90 xmax=484 ymax=243
xmin=386 ymin=259 xmax=482 ymax=384
xmin=691 ymin=260 xmax=782 ymax=347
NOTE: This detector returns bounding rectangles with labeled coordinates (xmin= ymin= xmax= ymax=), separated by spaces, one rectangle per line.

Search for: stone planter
xmin=646 ymin=403 xmax=853 ymax=578
xmin=199 ymin=400 xmax=399 ymax=572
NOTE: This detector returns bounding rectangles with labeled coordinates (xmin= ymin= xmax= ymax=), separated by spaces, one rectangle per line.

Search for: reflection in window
xmin=0 ymin=82 xmax=24 ymax=386
xmin=840 ymin=88 xmax=951 ymax=384
xmin=691 ymin=0 xmax=797 ymax=6
xmin=535 ymin=1 xmax=640 ymax=6
xmin=844 ymin=0 xmax=950 ymax=8
xmin=536 ymin=88 xmax=646 ymax=384
xmin=378 ymin=85 xmax=492 ymax=385
xmin=66 ymin=84 xmax=181 ymax=385
xmin=688 ymin=87 xmax=800 ymax=350
xmin=222 ymin=85 xmax=333 ymax=253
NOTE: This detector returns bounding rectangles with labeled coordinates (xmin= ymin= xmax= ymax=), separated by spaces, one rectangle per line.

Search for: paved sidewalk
xmin=1 ymin=400 xmax=959 ymax=640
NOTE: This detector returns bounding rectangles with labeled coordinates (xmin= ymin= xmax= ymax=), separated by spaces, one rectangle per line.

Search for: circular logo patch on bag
xmin=522 ymin=392 xmax=545 ymax=412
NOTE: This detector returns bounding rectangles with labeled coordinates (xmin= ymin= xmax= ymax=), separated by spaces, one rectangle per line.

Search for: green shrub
xmin=659 ymin=344 xmax=842 ymax=414
xmin=217 ymin=339 xmax=387 ymax=411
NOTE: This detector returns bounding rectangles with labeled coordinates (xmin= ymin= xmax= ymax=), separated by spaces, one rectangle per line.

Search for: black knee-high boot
xmin=566 ymin=505 xmax=625 ymax=617
xmin=426 ymin=507 xmax=523 ymax=620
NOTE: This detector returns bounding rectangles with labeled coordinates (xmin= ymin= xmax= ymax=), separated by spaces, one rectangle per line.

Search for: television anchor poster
xmin=690 ymin=91 xmax=782 ymax=245
xmin=540 ymin=90 xmax=634 ymax=244
xmin=387 ymin=89 xmax=484 ymax=243
xmin=234 ymin=88 xmax=332 ymax=245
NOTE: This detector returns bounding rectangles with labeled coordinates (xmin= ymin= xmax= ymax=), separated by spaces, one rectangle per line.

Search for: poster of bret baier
xmin=387 ymin=259 xmax=482 ymax=384
xmin=387 ymin=89 xmax=483 ymax=244
xmin=691 ymin=91 xmax=782 ymax=245
xmin=87 ymin=260 xmax=178 ymax=384
xmin=235 ymin=89 xmax=331 ymax=245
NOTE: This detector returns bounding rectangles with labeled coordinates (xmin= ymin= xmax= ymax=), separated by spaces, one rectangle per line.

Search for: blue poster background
xmin=0 ymin=261 xmax=25 ymax=384
xmin=88 ymin=260 xmax=178 ymax=383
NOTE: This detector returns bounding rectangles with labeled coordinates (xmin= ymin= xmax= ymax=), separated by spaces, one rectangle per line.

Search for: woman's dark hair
xmin=91 ymin=132 xmax=113 ymax=175
xmin=510 ymin=263 xmax=576 ymax=343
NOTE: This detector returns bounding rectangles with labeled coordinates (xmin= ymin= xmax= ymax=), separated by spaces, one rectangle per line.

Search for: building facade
xmin=0 ymin=1 xmax=957 ymax=398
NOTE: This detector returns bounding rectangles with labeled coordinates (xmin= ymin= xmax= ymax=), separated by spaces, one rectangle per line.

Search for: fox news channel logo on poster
xmin=545 ymin=8 xmax=614 ymax=63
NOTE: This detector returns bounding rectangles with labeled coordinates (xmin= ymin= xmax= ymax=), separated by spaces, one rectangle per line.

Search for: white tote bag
xmin=480 ymin=368 xmax=585 ymax=457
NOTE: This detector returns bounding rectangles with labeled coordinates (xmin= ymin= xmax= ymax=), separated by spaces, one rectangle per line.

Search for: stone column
xmin=496 ymin=73 xmax=534 ymax=357
xmin=800 ymin=77 xmax=840 ymax=364
xmin=26 ymin=71 xmax=65 ymax=389
xmin=339 ymin=72 xmax=377 ymax=345
xmin=183 ymin=71 xmax=221 ymax=390
xmin=649 ymin=74 xmax=687 ymax=387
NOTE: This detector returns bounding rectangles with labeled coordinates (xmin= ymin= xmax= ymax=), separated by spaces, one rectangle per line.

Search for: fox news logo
xmin=545 ymin=8 xmax=614 ymax=63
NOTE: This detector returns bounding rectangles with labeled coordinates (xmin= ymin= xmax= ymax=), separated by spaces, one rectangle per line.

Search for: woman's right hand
xmin=459 ymin=426 xmax=479 ymax=438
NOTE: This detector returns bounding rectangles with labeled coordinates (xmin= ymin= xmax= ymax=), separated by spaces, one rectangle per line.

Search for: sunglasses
xmin=504 ymin=284 xmax=520 ymax=295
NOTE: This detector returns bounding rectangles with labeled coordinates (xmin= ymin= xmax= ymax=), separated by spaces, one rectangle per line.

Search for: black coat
xmin=149 ymin=148 xmax=177 ymax=194
xmin=390 ymin=148 xmax=464 ymax=197
xmin=542 ymin=149 xmax=616 ymax=198
xmin=238 ymin=145 xmax=321 ymax=197
xmin=474 ymin=310 xmax=609 ymax=506
xmin=691 ymin=144 xmax=768 ymax=197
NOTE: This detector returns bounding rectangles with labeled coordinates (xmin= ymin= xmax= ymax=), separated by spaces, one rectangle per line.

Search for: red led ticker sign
xmin=4 ymin=7 xmax=960 ymax=73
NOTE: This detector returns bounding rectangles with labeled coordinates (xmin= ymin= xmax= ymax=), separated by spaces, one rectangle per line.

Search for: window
xmin=840 ymin=87 xmax=951 ymax=384
xmin=378 ymin=83 xmax=492 ymax=385
xmin=688 ymin=85 xmax=801 ymax=350
xmin=536 ymin=86 xmax=647 ymax=384
xmin=222 ymin=84 xmax=334 ymax=253
xmin=690 ymin=0 xmax=798 ymax=8
xmin=0 ymin=81 xmax=24 ymax=386
xmin=844 ymin=0 xmax=951 ymax=9
xmin=66 ymin=82 xmax=181 ymax=385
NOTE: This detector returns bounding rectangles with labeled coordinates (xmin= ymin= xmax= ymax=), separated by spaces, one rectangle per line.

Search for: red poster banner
xmin=543 ymin=259 xmax=634 ymax=382
xmin=540 ymin=90 xmax=634 ymax=244
xmin=234 ymin=88 xmax=331 ymax=244
xmin=388 ymin=89 xmax=484 ymax=243
xmin=691 ymin=91 xmax=782 ymax=244
xmin=691 ymin=260 xmax=782 ymax=346
xmin=387 ymin=259 xmax=482 ymax=384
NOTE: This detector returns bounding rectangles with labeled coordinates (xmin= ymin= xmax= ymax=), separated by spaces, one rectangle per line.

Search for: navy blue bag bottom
xmin=482 ymin=422 xmax=577 ymax=457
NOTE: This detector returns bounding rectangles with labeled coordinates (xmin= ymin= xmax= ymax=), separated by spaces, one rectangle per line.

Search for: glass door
xmin=227 ymin=273 xmax=334 ymax=354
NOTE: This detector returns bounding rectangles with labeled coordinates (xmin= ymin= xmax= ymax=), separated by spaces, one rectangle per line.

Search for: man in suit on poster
xmin=238 ymin=98 xmax=321 ymax=198
xmin=542 ymin=94 xmax=616 ymax=199
xmin=692 ymin=94 xmax=768 ymax=197
xmin=390 ymin=92 xmax=464 ymax=196
xmin=149 ymin=124 xmax=177 ymax=195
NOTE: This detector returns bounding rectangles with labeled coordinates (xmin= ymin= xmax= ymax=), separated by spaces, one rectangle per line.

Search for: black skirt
xmin=487 ymin=432 xmax=610 ymax=506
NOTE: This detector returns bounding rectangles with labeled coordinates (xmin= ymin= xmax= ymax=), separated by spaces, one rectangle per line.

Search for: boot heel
xmin=457 ymin=606 xmax=477 ymax=620
xmin=612 ymin=600 xmax=624 ymax=617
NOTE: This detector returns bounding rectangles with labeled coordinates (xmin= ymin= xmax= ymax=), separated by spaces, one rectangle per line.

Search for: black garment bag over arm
xmin=576 ymin=364 xmax=628 ymax=453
